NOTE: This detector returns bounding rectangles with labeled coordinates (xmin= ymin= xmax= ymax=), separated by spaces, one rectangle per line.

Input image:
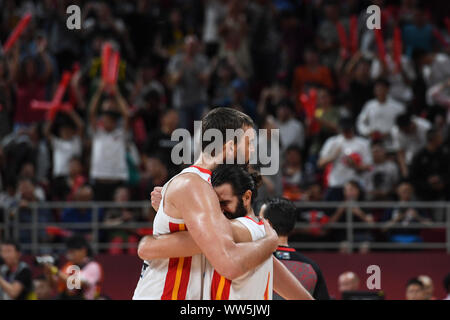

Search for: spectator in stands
xmin=89 ymin=81 xmax=130 ymax=201
xmin=443 ymin=273 xmax=450 ymax=300
xmin=131 ymin=88 xmax=163 ymax=149
xmin=405 ymin=277 xmax=426 ymax=300
xmin=418 ymin=275 xmax=436 ymax=300
xmin=8 ymin=34 xmax=53 ymax=128
xmin=209 ymin=58 xmax=236 ymax=106
xmin=217 ymin=0 xmax=253 ymax=80
xmin=327 ymin=180 xmax=374 ymax=250
xmin=402 ymin=8 xmax=434 ymax=57
xmin=338 ymin=271 xmax=360 ymax=299
xmin=318 ymin=116 xmax=372 ymax=201
xmin=0 ymin=240 xmax=33 ymax=300
xmin=391 ymin=113 xmax=431 ymax=177
xmin=346 ymin=56 xmax=374 ymax=120
xmin=59 ymin=157 xmax=87 ymax=202
xmin=292 ymin=183 xmax=331 ymax=243
xmin=409 ymin=128 xmax=450 ymax=201
xmin=12 ymin=177 xmax=51 ymax=248
xmin=257 ymin=75 xmax=290 ymax=122
xmin=275 ymin=99 xmax=305 ymax=153
xmin=33 ymin=275 xmax=54 ymax=300
xmin=259 ymin=197 xmax=330 ymax=300
xmin=315 ymin=1 xmax=341 ymax=69
xmin=167 ymin=35 xmax=210 ymax=131
xmin=308 ymin=87 xmax=342 ymax=157
xmin=282 ymin=145 xmax=305 ymax=201
xmin=370 ymin=38 xmax=416 ymax=104
xmin=103 ymin=186 xmax=139 ymax=255
xmin=44 ymin=235 xmax=103 ymax=300
xmin=292 ymin=46 xmax=334 ymax=100
xmin=61 ymin=185 xmax=100 ymax=236
xmin=139 ymin=154 xmax=170 ymax=201
xmin=221 ymin=78 xmax=256 ymax=120
xmin=44 ymin=109 xmax=84 ymax=200
xmin=381 ymin=181 xmax=432 ymax=243
xmin=357 ymin=78 xmax=405 ymax=140
xmin=143 ymin=109 xmax=180 ymax=176
xmin=364 ymin=142 xmax=399 ymax=201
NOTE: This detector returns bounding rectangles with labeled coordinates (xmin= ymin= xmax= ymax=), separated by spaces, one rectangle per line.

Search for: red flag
xmin=3 ymin=13 xmax=32 ymax=53
xmin=336 ymin=22 xmax=349 ymax=59
xmin=101 ymin=42 xmax=112 ymax=82
xmin=374 ymin=28 xmax=386 ymax=65
xmin=108 ymin=51 xmax=120 ymax=84
xmin=393 ymin=27 xmax=402 ymax=72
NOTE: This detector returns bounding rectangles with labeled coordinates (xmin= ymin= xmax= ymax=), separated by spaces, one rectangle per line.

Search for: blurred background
xmin=0 ymin=0 xmax=449 ymax=300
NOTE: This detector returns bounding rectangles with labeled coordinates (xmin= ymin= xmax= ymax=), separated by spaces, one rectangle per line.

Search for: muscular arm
xmin=168 ymin=175 xmax=278 ymax=280
xmin=273 ymin=257 xmax=314 ymax=300
xmin=138 ymin=219 xmax=253 ymax=260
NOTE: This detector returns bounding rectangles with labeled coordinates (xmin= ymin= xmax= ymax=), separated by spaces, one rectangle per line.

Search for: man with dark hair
xmin=0 ymin=239 xmax=33 ymax=300
xmin=390 ymin=112 xmax=430 ymax=177
xmin=259 ymin=197 xmax=330 ymax=300
xmin=133 ymin=107 xmax=279 ymax=300
xmin=357 ymin=78 xmax=405 ymax=140
xmin=405 ymin=277 xmax=425 ymax=300
xmin=43 ymin=235 xmax=103 ymax=300
xmin=409 ymin=128 xmax=450 ymax=202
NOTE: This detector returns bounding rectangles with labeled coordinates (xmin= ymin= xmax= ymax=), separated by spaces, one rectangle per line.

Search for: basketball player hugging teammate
xmin=132 ymin=107 xmax=313 ymax=300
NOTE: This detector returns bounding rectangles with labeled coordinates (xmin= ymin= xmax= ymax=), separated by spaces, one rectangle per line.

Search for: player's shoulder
xmin=230 ymin=219 xmax=253 ymax=243
xmin=170 ymin=172 xmax=209 ymax=189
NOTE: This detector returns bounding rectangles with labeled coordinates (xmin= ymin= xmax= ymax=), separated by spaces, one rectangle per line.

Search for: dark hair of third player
xmin=263 ymin=197 xmax=297 ymax=236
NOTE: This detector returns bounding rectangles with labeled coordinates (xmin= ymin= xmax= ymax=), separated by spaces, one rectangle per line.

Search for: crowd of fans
xmin=0 ymin=0 xmax=450 ymax=253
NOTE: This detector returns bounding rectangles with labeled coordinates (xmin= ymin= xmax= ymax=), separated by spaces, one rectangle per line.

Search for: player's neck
xmin=278 ymin=236 xmax=289 ymax=247
xmin=193 ymin=155 xmax=219 ymax=172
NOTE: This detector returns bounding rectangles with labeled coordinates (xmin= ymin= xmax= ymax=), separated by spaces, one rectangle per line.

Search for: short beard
xmin=229 ymin=197 xmax=247 ymax=219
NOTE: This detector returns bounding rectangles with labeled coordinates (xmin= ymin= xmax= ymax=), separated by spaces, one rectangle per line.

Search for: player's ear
xmin=243 ymin=190 xmax=252 ymax=206
xmin=223 ymin=139 xmax=235 ymax=163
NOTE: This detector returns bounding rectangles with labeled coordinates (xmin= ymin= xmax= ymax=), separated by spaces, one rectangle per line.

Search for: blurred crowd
xmin=337 ymin=270 xmax=450 ymax=300
xmin=0 ymin=0 xmax=450 ymax=252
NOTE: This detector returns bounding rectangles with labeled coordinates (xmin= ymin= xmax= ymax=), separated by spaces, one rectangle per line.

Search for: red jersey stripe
xmin=276 ymin=246 xmax=296 ymax=252
xmin=221 ymin=277 xmax=232 ymax=300
xmin=244 ymin=216 xmax=264 ymax=225
xmin=177 ymin=256 xmax=192 ymax=299
xmin=189 ymin=165 xmax=212 ymax=176
xmin=264 ymin=272 xmax=271 ymax=300
xmin=161 ymin=222 xmax=189 ymax=300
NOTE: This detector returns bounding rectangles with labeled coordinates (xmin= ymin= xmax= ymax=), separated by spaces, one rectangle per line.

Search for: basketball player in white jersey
xmin=133 ymin=108 xmax=279 ymax=300
xmin=139 ymin=165 xmax=314 ymax=300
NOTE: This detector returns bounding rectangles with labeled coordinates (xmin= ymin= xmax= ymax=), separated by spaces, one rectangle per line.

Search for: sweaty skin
xmin=140 ymin=192 xmax=313 ymax=300
xmin=156 ymin=171 xmax=278 ymax=280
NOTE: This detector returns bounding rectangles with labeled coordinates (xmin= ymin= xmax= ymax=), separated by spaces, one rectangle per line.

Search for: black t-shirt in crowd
xmin=273 ymin=246 xmax=330 ymax=300
xmin=0 ymin=261 xmax=33 ymax=300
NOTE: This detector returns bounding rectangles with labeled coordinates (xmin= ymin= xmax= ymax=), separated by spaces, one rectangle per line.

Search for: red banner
xmin=2 ymin=13 xmax=32 ymax=53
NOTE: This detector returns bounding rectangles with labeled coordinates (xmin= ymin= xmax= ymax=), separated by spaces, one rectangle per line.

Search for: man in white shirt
xmin=89 ymin=81 xmax=130 ymax=201
xmin=275 ymin=99 xmax=305 ymax=153
xmin=390 ymin=113 xmax=431 ymax=177
xmin=357 ymin=78 xmax=405 ymax=140
xmin=318 ymin=117 xmax=372 ymax=200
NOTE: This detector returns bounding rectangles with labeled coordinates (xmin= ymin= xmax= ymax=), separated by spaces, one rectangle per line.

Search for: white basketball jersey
xmin=133 ymin=166 xmax=211 ymax=300
xmin=203 ymin=216 xmax=273 ymax=300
